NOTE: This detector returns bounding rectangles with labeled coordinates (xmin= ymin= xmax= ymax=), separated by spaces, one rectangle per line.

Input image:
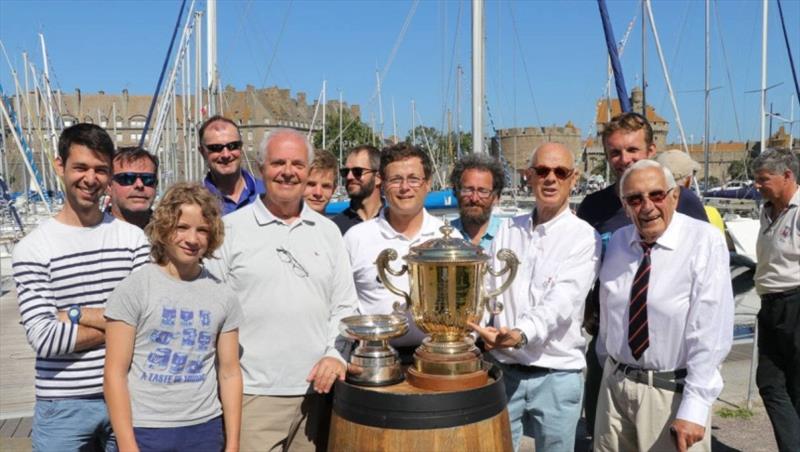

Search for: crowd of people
xmin=11 ymin=112 xmax=799 ymax=452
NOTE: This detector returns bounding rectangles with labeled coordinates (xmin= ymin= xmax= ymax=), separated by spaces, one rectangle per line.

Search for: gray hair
xmin=749 ymin=148 xmax=799 ymax=178
xmin=449 ymin=153 xmax=506 ymax=195
xmin=257 ymin=128 xmax=314 ymax=166
xmin=619 ymin=159 xmax=677 ymax=196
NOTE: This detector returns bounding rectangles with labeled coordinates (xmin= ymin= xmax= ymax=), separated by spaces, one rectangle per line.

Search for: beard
xmin=459 ymin=203 xmax=492 ymax=227
xmin=347 ymin=177 xmax=376 ymax=200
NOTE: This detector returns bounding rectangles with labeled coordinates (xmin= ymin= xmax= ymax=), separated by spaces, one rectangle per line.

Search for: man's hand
xmin=306 ymin=357 xmax=346 ymax=394
xmin=466 ymin=322 xmax=522 ymax=350
xmin=670 ymin=419 xmax=705 ymax=452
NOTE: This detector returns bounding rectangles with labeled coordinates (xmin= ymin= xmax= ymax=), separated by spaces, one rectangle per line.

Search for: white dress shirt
xmin=344 ymin=208 xmax=460 ymax=347
xmin=599 ymin=212 xmax=734 ymax=426
xmin=487 ymin=208 xmax=601 ymax=370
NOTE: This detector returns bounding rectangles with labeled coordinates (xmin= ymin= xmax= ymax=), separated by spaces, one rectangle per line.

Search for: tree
xmin=312 ymin=109 xmax=374 ymax=162
xmin=727 ymin=160 xmax=748 ymax=180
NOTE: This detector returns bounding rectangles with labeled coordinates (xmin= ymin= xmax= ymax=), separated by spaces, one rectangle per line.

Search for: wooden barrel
xmin=328 ymin=367 xmax=512 ymax=452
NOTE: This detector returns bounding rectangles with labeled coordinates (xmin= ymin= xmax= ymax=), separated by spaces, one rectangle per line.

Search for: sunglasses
xmin=339 ymin=167 xmax=376 ymax=178
xmin=622 ymin=188 xmax=674 ymax=207
xmin=113 ymin=172 xmax=157 ymax=187
xmin=530 ymin=165 xmax=574 ymax=180
xmin=203 ymin=140 xmax=243 ymax=153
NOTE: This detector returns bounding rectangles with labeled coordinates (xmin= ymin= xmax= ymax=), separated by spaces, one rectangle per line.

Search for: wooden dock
xmin=0 ymin=285 xmax=34 ymax=450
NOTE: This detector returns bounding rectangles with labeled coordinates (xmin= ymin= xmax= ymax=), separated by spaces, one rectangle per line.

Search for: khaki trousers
xmin=594 ymin=358 xmax=711 ymax=452
xmin=241 ymin=393 xmax=331 ymax=452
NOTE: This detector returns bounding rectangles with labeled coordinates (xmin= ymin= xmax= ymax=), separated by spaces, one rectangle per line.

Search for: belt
xmin=761 ymin=287 xmax=800 ymax=303
xmin=503 ymin=363 xmax=554 ymax=374
xmin=610 ymin=357 xmax=686 ymax=393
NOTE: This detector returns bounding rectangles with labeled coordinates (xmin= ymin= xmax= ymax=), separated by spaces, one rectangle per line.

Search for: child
xmin=104 ymin=182 xmax=242 ymax=452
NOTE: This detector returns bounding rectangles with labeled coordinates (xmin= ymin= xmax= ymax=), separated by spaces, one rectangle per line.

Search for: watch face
xmin=68 ymin=308 xmax=80 ymax=321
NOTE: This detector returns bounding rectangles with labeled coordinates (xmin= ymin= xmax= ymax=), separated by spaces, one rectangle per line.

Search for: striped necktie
xmin=628 ymin=241 xmax=654 ymax=360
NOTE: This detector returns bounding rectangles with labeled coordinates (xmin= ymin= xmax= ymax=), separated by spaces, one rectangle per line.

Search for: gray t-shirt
xmin=106 ymin=263 xmax=242 ymax=428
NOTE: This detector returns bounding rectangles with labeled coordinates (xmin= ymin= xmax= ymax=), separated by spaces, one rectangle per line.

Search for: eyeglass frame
xmin=458 ymin=187 xmax=496 ymax=199
xmin=621 ymin=187 xmax=675 ymax=208
xmin=112 ymin=172 xmax=158 ymax=187
xmin=529 ymin=165 xmax=575 ymax=180
xmin=385 ymin=175 xmax=426 ymax=189
xmin=339 ymin=167 xmax=376 ymax=179
xmin=276 ymin=246 xmax=309 ymax=278
xmin=202 ymin=140 xmax=244 ymax=153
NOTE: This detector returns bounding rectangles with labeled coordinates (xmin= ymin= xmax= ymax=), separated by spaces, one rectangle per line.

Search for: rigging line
xmin=370 ymin=0 xmax=420 ymax=103
xmin=507 ymin=0 xmax=541 ymax=126
xmin=439 ymin=0 xmax=463 ymax=133
xmin=217 ymin=0 xmax=253 ymax=80
xmin=712 ymin=0 xmax=742 ymax=142
xmin=776 ymin=0 xmax=800 ymax=109
xmin=260 ymin=0 xmax=293 ymax=88
xmin=656 ymin=0 xmax=692 ymax=115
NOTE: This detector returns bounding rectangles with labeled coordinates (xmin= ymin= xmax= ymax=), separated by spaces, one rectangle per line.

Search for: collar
xmin=344 ymin=198 xmax=385 ymax=220
xmin=764 ymin=185 xmax=800 ymax=216
xmin=527 ymin=206 xmax=571 ymax=234
xmin=452 ymin=214 xmax=502 ymax=242
xmin=376 ymin=208 xmax=438 ymax=242
xmin=203 ymin=169 xmax=258 ymax=199
xmin=626 ymin=211 xmax=683 ymax=252
xmin=252 ymin=196 xmax=317 ymax=227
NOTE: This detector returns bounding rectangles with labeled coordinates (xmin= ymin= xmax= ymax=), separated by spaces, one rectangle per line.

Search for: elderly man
xmin=332 ymin=145 xmax=383 ymax=235
xmin=450 ymin=153 xmax=505 ymax=249
xmin=596 ymin=160 xmax=733 ymax=452
xmin=199 ymin=115 xmax=261 ymax=215
xmin=108 ymin=146 xmax=158 ymax=228
xmin=470 ymin=143 xmax=601 ymax=452
xmin=304 ymin=149 xmax=338 ymax=214
xmin=13 ymin=124 xmax=148 ymax=450
xmin=209 ymin=128 xmax=358 ymax=451
xmin=344 ymin=143 xmax=458 ymax=356
xmin=578 ymin=113 xmax=709 ymax=437
xmin=750 ymin=149 xmax=800 ymax=451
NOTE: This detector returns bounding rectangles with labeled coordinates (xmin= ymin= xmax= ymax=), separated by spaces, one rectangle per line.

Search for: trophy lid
xmin=406 ymin=221 xmax=490 ymax=263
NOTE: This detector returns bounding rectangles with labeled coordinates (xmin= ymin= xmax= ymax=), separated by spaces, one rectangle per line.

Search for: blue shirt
xmin=203 ymin=169 xmax=261 ymax=216
xmin=451 ymin=214 xmax=503 ymax=250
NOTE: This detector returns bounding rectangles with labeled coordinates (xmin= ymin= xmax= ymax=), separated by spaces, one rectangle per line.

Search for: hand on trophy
xmin=306 ymin=357 xmax=347 ymax=394
xmin=466 ymin=322 xmax=523 ymax=350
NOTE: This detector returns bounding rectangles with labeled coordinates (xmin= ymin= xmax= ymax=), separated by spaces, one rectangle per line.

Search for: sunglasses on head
xmin=203 ymin=140 xmax=243 ymax=153
xmin=530 ymin=165 xmax=574 ymax=180
xmin=622 ymin=188 xmax=674 ymax=207
xmin=339 ymin=167 xmax=376 ymax=178
xmin=113 ymin=172 xmax=157 ymax=187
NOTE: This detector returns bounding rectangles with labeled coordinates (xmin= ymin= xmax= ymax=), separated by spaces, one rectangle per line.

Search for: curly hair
xmin=379 ymin=143 xmax=432 ymax=180
xmin=145 ymin=183 xmax=224 ymax=265
xmin=449 ymin=153 xmax=505 ymax=195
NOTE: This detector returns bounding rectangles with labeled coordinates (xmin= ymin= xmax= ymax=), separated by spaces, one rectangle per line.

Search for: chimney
xmin=297 ymin=92 xmax=306 ymax=105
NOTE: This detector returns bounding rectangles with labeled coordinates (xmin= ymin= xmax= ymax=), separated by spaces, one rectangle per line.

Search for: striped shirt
xmin=12 ymin=214 xmax=149 ymax=399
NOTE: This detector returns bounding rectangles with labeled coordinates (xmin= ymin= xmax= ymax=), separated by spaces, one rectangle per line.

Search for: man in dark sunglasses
xmin=331 ymin=145 xmax=384 ymax=235
xmin=108 ymin=146 xmax=159 ymax=229
xmin=595 ymin=159 xmax=732 ymax=451
xmin=198 ymin=115 xmax=261 ymax=215
xmin=576 ymin=113 xmax=709 ymax=441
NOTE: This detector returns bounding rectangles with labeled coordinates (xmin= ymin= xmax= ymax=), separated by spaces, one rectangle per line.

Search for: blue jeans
xmin=32 ymin=397 xmax=116 ymax=451
xmin=134 ymin=416 xmax=223 ymax=451
xmin=496 ymin=362 xmax=584 ymax=452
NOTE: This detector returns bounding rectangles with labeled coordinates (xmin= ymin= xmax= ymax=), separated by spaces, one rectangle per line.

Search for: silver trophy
xmin=340 ymin=314 xmax=409 ymax=386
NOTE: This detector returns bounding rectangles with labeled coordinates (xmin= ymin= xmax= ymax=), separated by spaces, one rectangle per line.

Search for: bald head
xmin=530 ymin=142 xmax=574 ymax=168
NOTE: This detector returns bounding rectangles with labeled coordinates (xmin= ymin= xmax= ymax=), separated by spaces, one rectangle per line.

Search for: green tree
xmin=312 ymin=109 xmax=374 ymax=162
xmin=727 ymin=160 xmax=748 ymax=180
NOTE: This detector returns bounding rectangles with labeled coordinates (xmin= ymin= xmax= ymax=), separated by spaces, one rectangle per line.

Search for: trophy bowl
xmin=340 ymin=314 xmax=409 ymax=386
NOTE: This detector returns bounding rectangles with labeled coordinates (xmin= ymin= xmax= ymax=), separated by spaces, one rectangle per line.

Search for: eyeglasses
xmin=622 ymin=188 xmax=674 ymax=207
xmin=459 ymin=187 xmax=495 ymax=199
xmin=530 ymin=165 xmax=574 ymax=180
xmin=276 ymin=247 xmax=309 ymax=278
xmin=385 ymin=176 xmax=425 ymax=188
xmin=113 ymin=172 xmax=157 ymax=187
xmin=339 ymin=167 xmax=376 ymax=179
xmin=203 ymin=140 xmax=243 ymax=153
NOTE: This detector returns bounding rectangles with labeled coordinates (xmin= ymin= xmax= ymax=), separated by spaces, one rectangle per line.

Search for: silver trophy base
xmin=346 ymin=342 xmax=404 ymax=387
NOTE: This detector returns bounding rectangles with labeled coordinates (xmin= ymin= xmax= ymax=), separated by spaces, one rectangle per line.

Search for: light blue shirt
xmin=452 ymin=214 xmax=503 ymax=250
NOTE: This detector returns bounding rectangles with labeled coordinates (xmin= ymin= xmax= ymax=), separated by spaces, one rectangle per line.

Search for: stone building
xmin=492 ymin=121 xmax=583 ymax=180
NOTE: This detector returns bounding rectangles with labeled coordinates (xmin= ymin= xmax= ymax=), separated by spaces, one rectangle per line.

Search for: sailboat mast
xmin=207 ymin=0 xmax=217 ymax=116
xmin=759 ymin=0 xmax=768 ymax=153
xmin=471 ymin=0 xmax=484 ymax=154
xmin=704 ymin=0 xmax=710 ymax=186
xmin=641 ymin=0 xmax=647 ymax=115
xmin=322 ymin=79 xmax=327 ymax=150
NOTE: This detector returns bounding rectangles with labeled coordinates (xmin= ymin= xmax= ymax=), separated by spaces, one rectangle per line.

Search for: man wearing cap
xmin=654 ymin=150 xmax=724 ymax=234
xmin=749 ymin=149 xmax=800 ymax=451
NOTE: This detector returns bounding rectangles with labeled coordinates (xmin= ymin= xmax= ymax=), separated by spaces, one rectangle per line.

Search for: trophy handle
xmin=375 ymin=249 xmax=411 ymax=312
xmin=483 ymin=248 xmax=520 ymax=314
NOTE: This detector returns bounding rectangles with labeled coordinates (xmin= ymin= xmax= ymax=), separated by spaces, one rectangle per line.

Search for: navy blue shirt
xmin=203 ymin=169 xmax=262 ymax=216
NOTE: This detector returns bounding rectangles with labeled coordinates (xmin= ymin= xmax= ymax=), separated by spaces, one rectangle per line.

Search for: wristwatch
xmin=512 ymin=328 xmax=528 ymax=349
xmin=67 ymin=305 xmax=81 ymax=325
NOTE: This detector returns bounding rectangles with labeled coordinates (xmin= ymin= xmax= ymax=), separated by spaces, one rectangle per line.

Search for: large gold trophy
xmin=376 ymin=223 xmax=518 ymax=390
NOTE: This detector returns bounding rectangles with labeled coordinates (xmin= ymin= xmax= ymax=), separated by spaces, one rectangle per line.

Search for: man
xmin=470 ymin=143 xmax=601 ymax=452
xmin=344 ymin=143 xmax=458 ymax=353
xmin=12 ymin=124 xmax=149 ymax=450
xmin=107 ymin=146 xmax=158 ymax=228
xmin=578 ymin=112 xmax=709 ymax=438
xmin=199 ymin=115 xmax=260 ymax=215
xmin=655 ymin=149 xmax=724 ymax=234
xmin=449 ymin=153 xmax=505 ymax=249
xmin=209 ymin=128 xmax=358 ymax=451
xmin=596 ymin=160 xmax=733 ymax=451
xmin=750 ymin=149 xmax=800 ymax=451
xmin=304 ymin=149 xmax=338 ymax=214
xmin=332 ymin=145 xmax=383 ymax=235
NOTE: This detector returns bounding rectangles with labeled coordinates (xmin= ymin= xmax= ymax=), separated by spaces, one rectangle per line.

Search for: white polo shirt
xmin=755 ymin=187 xmax=800 ymax=295
xmin=344 ymin=208 xmax=460 ymax=347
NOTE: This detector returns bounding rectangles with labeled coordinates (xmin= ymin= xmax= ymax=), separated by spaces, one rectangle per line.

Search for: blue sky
xmin=1 ymin=0 xmax=798 ymax=145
